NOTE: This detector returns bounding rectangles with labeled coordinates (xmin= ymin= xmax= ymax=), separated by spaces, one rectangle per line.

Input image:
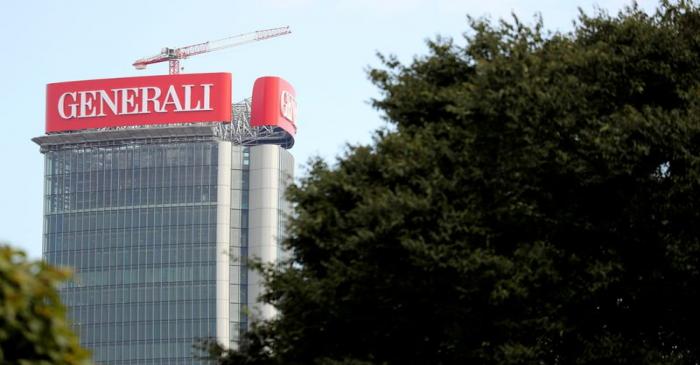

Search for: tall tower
xmin=33 ymin=74 xmax=297 ymax=364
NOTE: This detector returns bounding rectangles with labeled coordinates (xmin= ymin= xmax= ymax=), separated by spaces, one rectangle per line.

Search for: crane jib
xmin=132 ymin=26 xmax=291 ymax=74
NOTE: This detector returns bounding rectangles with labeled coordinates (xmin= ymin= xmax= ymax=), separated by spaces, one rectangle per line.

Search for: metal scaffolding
xmin=34 ymin=99 xmax=294 ymax=151
xmin=216 ymin=98 xmax=294 ymax=149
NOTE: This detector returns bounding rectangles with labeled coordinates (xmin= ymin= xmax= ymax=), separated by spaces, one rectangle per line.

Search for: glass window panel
xmin=43 ymin=143 xmax=230 ymax=363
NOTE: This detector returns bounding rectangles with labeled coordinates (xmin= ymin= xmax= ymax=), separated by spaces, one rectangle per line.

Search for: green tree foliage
xmin=215 ymin=1 xmax=700 ymax=364
xmin=0 ymin=245 xmax=90 ymax=364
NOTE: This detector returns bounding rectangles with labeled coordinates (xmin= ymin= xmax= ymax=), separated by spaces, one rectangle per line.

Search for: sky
xmin=0 ymin=0 xmax=661 ymax=258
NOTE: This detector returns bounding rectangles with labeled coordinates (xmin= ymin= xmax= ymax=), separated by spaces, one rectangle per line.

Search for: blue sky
xmin=0 ymin=0 xmax=660 ymax=258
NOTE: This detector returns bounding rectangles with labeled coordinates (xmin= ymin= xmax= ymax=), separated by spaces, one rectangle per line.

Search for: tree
xmin=0 ymin=245 xmax=90 ymax=364
xmin=215 ymin=1 xmax=700 ymax=364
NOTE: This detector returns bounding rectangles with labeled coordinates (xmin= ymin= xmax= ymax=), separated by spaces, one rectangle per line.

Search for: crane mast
xmin=133 ymin=26 xmax=291 ymax=74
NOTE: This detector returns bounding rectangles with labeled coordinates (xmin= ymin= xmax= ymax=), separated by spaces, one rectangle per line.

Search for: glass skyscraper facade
xmin=35 ymin=122 xmax=294 ymax=364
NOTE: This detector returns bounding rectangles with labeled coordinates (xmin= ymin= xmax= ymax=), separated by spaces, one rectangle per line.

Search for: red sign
xmin=46 ymin=73 xmax=232 ymax=133
xmin=250 ymin=76 xmax=297 ymax=136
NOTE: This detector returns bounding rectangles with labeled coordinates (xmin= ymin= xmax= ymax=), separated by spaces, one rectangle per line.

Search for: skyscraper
xmin=33 ymin=73 xmax=297 ymax=364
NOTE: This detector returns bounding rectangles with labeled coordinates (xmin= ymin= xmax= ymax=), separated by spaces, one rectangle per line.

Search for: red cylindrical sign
xmin=250 ymin=76 xmax=297 ymax=136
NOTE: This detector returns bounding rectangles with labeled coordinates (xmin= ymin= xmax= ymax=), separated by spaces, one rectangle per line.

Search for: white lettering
xmin=162 ymin=85 xmax=183 ymax=112
xmin=182 ymin=84 xmax=200 ymax=111
xmin=77 ymin=91 xmax=98 ymax=118
xmin=280 ymin=90 xmax=297 ymax=124
xmin=201 ymin=84 xmax=213 ymax=111
xmin=140 ymin=86 xmax=162 ymax=113
xmin=58 ymin=92 xmax=78 ymax=119
xmin=117 ymin=88 xmax=141 ymax=114
xmin=98 ymin=90 xmax=118 ymax=116
xmin=57 ymin=83 xmax=218 ymax=119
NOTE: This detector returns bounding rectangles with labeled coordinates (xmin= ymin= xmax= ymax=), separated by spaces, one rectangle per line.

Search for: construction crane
xmin=133 ymin=26 xmax=291 ymax=74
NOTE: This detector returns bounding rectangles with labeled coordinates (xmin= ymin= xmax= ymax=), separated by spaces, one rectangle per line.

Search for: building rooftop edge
xmin=32 ymin=124 xmax=219 ymax=147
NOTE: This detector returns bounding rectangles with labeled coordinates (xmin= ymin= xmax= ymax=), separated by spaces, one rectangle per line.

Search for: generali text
xmin=57 ymin=84 xmax=214 ymax=119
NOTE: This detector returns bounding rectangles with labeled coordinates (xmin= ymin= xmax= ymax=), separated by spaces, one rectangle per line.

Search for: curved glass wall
xmin=43 ymin=142 xmax=220 ymax=365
